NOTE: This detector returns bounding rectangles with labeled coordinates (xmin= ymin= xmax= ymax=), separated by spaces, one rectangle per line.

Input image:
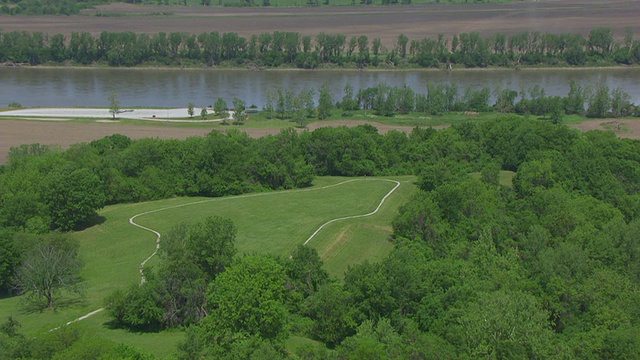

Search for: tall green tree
xmin=586 ymin=84 xmax=611 ymax=118
xmin=588 ymin=27 xmax=614 ymax=56
xmin=565 ymin=80 xmax=585 ymax=115
xmin=456 ymin=291 xmax=555 ymax=359
xmin=610 ymin=87 xmax=634 ymax=117
xmin=548 ymin=96 xmax=565 ymax=124
xmin=108 ymin=92 xmax=120 ymax=119
xmin=304 ymin=283 xmax=357 ymax=346
xmin=396 ymin=34 xmax=409 ymax=59
xmin=187 ymin=102 xmax=195 ymax=118
xmin=494 ymin=86 xmax=518 ymax=113
xmin=232 ymin=97 xmax=247 ymax=125
xmin=107 ymin=217 xmax=237 ymax=329
xmin=214 ymin=97 xmax=228 ymax=117
xmin=264 ymin=88 xmax=277 ymax=119
xmin=341 ymin=83 xmax=358 ymax=115
xmin=105 ymin=277 xmax=163 ymax=331
xmin=45 ymin=167 xmax=106 ymax=231
xmin=203 ymin=256 xmax=289 ymax=345
xmin=0 ymin=229 xmax=19 ymax=294
xmin=317 ymin=84 xmax=334 ymax=120
xmin=162 ymin=216 xmax=237 ymax=279
xmin=284 ymin=245 xmax=329 ymax=299
xmin=156 ymin=216 xmax=237 ymax=327
xmin=301 ymin=88 xmax=316 ymax=118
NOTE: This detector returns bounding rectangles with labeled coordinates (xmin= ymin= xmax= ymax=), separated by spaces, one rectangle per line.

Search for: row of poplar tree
xmin=2 ymin=28 xmax=640 ymax=68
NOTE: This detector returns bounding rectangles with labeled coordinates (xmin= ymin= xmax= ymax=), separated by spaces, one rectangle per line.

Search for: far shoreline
xmin=3 ymin=63 xmax=640 ymax=73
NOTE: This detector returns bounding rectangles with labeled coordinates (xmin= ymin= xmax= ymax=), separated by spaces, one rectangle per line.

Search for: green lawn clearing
xmin=0 ymin=176 xmax=416 ymax=357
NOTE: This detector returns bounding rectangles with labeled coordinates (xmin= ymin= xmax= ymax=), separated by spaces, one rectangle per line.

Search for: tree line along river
xmin=1 ymin=67 xmax=639 ymax=109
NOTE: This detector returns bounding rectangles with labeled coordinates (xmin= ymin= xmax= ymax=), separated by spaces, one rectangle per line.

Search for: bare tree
xmin=14 ymin=234 xmax=83 ymax=310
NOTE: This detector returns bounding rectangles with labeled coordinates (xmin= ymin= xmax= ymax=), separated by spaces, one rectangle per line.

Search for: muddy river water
xmin=1 ymin=67 xmax=639 ymax=108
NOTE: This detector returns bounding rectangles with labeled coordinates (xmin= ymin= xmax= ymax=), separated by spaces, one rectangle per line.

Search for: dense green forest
xmin=1 ymin=116 xmax=640 ymax=358
xmin=1 ymin=27 xmax=639 ymax=68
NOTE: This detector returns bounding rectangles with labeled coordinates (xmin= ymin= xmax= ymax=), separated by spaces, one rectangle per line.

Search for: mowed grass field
xmin=0 ymin=176 xmax=416 ymax=357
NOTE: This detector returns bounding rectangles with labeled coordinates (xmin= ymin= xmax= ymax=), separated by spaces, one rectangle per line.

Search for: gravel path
xmin=0 ymin=107 xmax=227 ymax=121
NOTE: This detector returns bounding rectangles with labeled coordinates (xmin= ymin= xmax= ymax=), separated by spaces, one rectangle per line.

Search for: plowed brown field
xmin=569 ymin=119 xmax=640 ymax=138
xmin=2 ymin=0 xmax=639 ymax=45
xmin=0 ymin=121 xmax=214 ymax=163
xmin=0 ymin=119 xmax=423 ymax=163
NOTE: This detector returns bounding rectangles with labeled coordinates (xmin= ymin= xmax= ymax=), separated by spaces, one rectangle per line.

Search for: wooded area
xmin=1 ymin=28 xmax=639 ymax=68
xmin=1 ymin=115 xmax=639 ymax=358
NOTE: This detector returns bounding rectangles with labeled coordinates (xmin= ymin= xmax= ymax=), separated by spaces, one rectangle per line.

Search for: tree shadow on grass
xmin=0 ymin=289 xmax=18 ymax=300
xmin=74 ymin=214 xmax=106 ymax=231
xmin=103 ymin=318 xmax=163 ymax=334
xmin=19 ymin=293 xmax=87 ymax=314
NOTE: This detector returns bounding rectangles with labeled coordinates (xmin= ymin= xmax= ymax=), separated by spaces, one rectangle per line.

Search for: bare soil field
xmin=1 ymin=118 xmax=637 ymax=164
xmin=569 ymin=119 xmax=640 ymax=139
xmin=0 ymin=121 xmax=216 ymax=163
xmin=1 ymin=0 xmax=638 ymax=45
xmin=0 ymin=119 xmax=423 ymax=164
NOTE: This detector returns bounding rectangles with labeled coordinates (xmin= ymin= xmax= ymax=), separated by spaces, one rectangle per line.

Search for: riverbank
xmin=1 ymin=99 xmax=639 ymax=166
xmin=4 ymin=62 xmax=639 ymax=73
xmin=0 ymin=107 xmax=224 ymax=121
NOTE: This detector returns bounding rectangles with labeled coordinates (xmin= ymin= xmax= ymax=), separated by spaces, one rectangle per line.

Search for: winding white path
xmin=48 ymin=308 xmax=106 ymax=332
xmin=50 ymin=178 xmax=401 ymax=331
xmin=303 ymin=179 xmax=400 ymax=246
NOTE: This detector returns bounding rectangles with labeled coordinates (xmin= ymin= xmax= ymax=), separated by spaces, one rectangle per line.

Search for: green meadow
xmin=0 ymin=176 xmax=416 ymax=357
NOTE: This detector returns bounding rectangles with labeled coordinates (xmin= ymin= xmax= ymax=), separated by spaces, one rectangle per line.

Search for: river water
xmin=1 ymin=67 xmax=639 ymax=108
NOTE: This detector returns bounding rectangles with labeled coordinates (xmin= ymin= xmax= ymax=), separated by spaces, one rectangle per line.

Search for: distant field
xmin=0 ymin=176 xmax=416 ymax=356
xmin=4 ymin=110 xmax=639 ymax=164
xmin=1 ymin=1 xmax=638 ymax=46
xmin=0 ymin=114 xmax=428 ymax=164
xmin=179 ymin=0 xmax=511 ymax=7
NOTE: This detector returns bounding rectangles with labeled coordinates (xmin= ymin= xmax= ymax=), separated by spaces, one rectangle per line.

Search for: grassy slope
xmin=0 ymin=176 xmax=416 ymax=358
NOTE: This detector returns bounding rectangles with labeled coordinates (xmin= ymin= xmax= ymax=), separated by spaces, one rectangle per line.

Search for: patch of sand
xmin=569 ymin=119 xmax=640 ymax=139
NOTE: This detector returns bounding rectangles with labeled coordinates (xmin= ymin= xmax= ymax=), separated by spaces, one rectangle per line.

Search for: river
xmin=1 ymin=67 xmax=639 ymax=108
